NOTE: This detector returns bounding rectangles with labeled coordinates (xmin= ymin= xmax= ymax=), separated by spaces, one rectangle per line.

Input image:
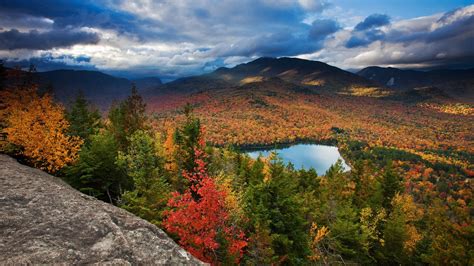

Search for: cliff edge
xmin=0 ymin=154 xmax=205 ymax=265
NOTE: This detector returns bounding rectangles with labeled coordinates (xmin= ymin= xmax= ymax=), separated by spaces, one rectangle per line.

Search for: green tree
xmin=66 ymin=92 xmax=101 ymax=144
xmin=381 ymin=163 xmax=402 ymax=209
xmin=64 ymin=130 xmax=129 ymax=203
xmin=313 ymin=161 xmax=365 ymax=263
xmin=172 ymin=104 xmax=202 ymax=191
xmin=352 ymin=160 xmax=383 ymax=209
xmin=117 ymin=130 xmax=170 ymax=226
xmin=243 ymin=155 xmax=310 ymax=264
xmin=108 ymin=84 xmax=147 ymax=150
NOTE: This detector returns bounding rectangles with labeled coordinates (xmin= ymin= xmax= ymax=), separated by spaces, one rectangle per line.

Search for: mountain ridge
xmin=157 ymin=57 xmax=376 ymax=95
xmin=357 ymin=66 xmax=474 ymax=102
xmin=35 ymin=69 xmax=163 ymax=105
xmin=5 ymin=57 xmax=473 ymax=106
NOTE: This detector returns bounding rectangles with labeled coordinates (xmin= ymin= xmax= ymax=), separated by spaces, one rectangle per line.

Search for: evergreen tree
xmin=381 ymin=163 xmax=402 ymax=209
xmin=117 ymin=130 xmax=170 ymax=226
xmin=124 ymin=84 xmax=147 ymax=135
xmin=108 ymin=84 xmax=147 ymax=150
xmin=66 ymin=92 xmax=101 ymax=144
xmin=64 ymin=130 xmax=129 ymax=203
xmin=383 ymin=207 xmax=406 ymax=264
xmin=172 ymin=104 xmax=202 ymax=192
xmin=352 ymin=160 xmax=383 ymax=209
xmin=243 ymin=155 xmax=310 ymax=264
xmin=174 ymin=103 xmax=202 ymax=173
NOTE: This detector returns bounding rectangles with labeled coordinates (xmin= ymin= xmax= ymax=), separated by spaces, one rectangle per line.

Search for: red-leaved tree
xmin=163 ymin=135 xmax=247 ymax=264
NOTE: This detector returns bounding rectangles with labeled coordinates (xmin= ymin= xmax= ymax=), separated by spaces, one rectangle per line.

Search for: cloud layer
xmin=335 ymin=5 xmax=474 ymax=68
xmin=0 ymin=28 xmax=100 ymax=50
xmin=0 ymin=0 xmax=472 ymax=79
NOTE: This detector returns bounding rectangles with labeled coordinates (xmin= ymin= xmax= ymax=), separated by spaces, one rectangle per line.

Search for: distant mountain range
xmin=358 ymin=66 xmax=474 ymax=102
xmin=31 ymin=70 xmax=162 ymax=107
xmin=5 ymin=57 xmax=473 ymax=107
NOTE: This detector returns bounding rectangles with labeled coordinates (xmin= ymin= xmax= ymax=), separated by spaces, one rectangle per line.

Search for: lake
xmin=246 ymin=144 xmax=350 ymax=175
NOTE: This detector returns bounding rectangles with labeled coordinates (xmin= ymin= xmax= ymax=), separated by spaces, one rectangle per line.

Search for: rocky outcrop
xmin=0 ymin=155 xmax=205 ymax=265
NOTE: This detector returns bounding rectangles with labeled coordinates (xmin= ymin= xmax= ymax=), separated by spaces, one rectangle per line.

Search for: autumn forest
xmin=1 ymin=56 xmax=472 ymax=265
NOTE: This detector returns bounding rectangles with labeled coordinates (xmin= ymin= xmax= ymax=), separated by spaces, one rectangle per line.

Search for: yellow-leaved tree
xmin=1 ymin=84 xmax=83 ymax=173
xmin=163 ymin=127 xmax=178 ymax=172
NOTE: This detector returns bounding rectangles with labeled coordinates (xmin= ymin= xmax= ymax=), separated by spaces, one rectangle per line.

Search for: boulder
xmin=0 ymin=155 xmax=205 ymax=265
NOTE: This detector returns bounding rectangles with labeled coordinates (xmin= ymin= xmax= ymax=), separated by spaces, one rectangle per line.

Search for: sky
xmin=0 ymin=0 xmax=473 ymax=80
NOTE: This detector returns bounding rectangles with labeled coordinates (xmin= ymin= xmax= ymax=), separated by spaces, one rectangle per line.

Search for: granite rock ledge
xmin=0 ymin=154 xmax=205 ymax=265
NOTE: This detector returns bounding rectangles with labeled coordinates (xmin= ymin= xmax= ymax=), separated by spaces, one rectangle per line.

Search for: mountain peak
xmin=163 ymin=57 xmax=374 ymax=94
xmin=247 ymin=56 xmax=323 ymax=66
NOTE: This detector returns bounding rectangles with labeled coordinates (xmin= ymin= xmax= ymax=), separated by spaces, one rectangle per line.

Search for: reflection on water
xmin=247 ymin=144 xmax=350 ymax=175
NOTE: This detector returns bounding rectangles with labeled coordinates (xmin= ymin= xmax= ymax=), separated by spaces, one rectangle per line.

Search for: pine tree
xmin=174 ymin=103 xmax=202 ymax=173
xmin=243 ymin=156 xmax=310 ymax=264
xmin=108 ymin=84 xmax=147 ymax=150
xmin=64 ymin=130 xmax=129 ymax=203
xmin=381 ymin=163 xmax=402 ymax=209
xmin=66 ymin=92 xmax=101 ymax=144
xmin=377 ymin=193 xmax=425 ymax=264
xmin=117 ymin=130 xmax=170 ymax=226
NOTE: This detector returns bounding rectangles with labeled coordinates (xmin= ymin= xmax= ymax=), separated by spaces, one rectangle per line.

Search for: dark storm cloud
xmin=0 ymin=0 xmax=122 ymax=28
xmin=0 ymin=10 xmax=53 ymax=30
xmin=345 ymin=29 xmax=385 ymax=48
xmin=207 ymin=17 xmax=340 ymax=58
xmin=309 ymin=19 xmax=340 ymax=40
xmin=0 ymin=0 xmax=147 ymax=39
xmin=354 ymin=14 xmax=390 ymax=31
xmin=425 ymin=13 xmax=474 ymax=43
xmin=0 ymin=28 xmax=100 ymax=50
xmin=345 ymin=13 xmax=390 ymax=48
xmin=208 ymin=31 xmax=323 ymax=58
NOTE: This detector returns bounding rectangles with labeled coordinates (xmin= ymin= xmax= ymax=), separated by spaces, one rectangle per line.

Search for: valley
xmin=146 ymin=58 xmax=473 ymax=173
xmin=2 ymin=56 xmax=473 ymax=265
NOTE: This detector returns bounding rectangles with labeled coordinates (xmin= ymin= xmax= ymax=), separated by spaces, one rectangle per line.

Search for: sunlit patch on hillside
xmin=339 ymin=86 xmax=393 ymax=98
xmin=302 ymin=79 xmax=325 ymax=86
xmin=240 ymin=76 xmax=264 ymax=84
xmin=419 ymin=103 xmax=474 ymax=116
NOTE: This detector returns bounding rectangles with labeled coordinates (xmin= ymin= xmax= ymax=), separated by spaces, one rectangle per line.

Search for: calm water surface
xmin=247 ymin=144 xmax=350 ymax=175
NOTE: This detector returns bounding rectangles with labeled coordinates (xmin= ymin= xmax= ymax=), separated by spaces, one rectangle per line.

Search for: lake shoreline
xmin=243 ymin=142 xmax=351 ymax=173
xmin=231 ymin=138 xmax=339 ymax=152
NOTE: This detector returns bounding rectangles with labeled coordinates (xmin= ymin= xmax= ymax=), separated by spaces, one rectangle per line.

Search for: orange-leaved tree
xmin=1 ymin=84 xmax=83 ymax=172
xmin=162 ymin=133 xmax=247 ymax=264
